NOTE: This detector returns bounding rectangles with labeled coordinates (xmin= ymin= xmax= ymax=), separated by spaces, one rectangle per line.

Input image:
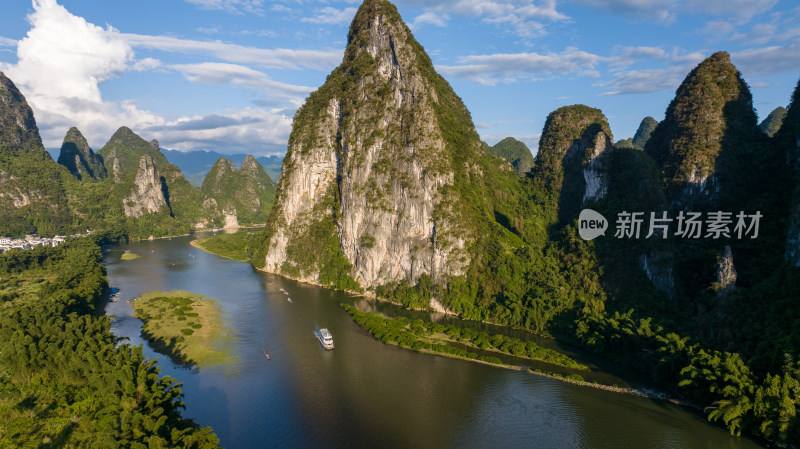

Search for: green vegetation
xmin=192 ymin=230 xmax=256 ymax=262
xmin=0 ymin=232 xmax=221 ymax=447
xmin=120 ymin=250 xmax=140 ymax=260
xmin=631 ymin=116 xmax=658 ymax=149
xmin=759 ymin=106 xmax=787 ymax=138
xmin=342 ymin=304 xmax=587 ymax=371
xmin=201 ymin=155 xmax=275 ymax=226
xmin=486 ymin=137 xmax=535 ymax=177
xmin=134 ymin=290 xmax=238 ymax=370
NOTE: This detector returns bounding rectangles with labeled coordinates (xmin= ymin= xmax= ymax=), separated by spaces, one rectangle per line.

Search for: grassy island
xmin=120 ymin=250 xmax=140 ymax=260
xmin=342 ymin=304 xmax=587 ymax=377
xmin=134 ymin=290 xmax=238 ymax=370
xmin=191 ymin=230 xmax=254 ymax=261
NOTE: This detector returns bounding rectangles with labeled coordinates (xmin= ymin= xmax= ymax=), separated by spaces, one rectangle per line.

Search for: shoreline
xmin=181 ymin=240 xmax=686 ymax=405
xmin=254 ymin=265 xmax=692 ymax=405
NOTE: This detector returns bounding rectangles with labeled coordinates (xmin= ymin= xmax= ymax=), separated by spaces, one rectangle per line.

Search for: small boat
xmin=286 ymin=297 xmax=292 ymax=303
xmin=279 ymin=288 xmax=285 ymax=292
xmin=317 ymin=328 xmax=334 ymax=350
xmin=263 ymin=349 xmax=270 ymax=360
xmin=283 ymin=291 xmax=289 ymax=296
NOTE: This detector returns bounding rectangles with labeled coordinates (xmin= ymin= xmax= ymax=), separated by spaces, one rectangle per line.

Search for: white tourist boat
xmin=317 ymin=328 xmax=334 ymax=350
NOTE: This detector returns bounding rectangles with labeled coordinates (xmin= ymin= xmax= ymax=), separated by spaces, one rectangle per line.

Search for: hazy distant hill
xmin=161 ymin=149 xmax=283 ymax=186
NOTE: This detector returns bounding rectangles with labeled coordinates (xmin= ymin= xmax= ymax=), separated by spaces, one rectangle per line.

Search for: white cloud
xmin=399 ymin=0 xmax=567 ymax=38
xmin=132 ymin=57 xmax=162 ymax=72
xmin=184 ymin=0 xmax=266 ymax=15
xmin=0 ymin=0 xmax=306 ymax=154
xmin=301 ymin=7 xmax=358 ymax=25
xmin=0 ymin=36 xmax=17 ymax=47
xmin=143 ymin=107 xmax=292 ymax=154
xmin=0 ymin=0 xmax=163 ymax=147
xmin=572 ymin=0 xmax=779 ymax=23
xmin=733 ymin=44 xmax=800 ymax=77
xmin=119 ymin=33 xmax=341 ymax=71
xmin=170 ymin=62 xmax=313 ymax=102
xmin=597 ymin=65 xmax=695 ymax=96
xmin=438 ymin=47 xmax=603 ymax=85
xmin=410 ymin=11 xmax=448 ymax=29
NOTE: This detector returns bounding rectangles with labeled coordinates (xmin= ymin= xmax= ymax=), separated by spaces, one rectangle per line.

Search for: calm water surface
xmin=103 ymin=235 xmax=763 ymax=449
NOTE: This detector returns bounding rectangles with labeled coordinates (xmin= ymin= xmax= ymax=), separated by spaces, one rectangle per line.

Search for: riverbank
xmin=190 ymin=230 xmax=254 ymax=262
xmin=133 ymin=290 xmax=238 ymax=371
xmin=340 ymin=304 xmax=692 ymax=403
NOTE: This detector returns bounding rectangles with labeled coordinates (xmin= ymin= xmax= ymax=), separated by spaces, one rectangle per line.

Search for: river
xmin=103 ymin=235 xmax=763 ymax=448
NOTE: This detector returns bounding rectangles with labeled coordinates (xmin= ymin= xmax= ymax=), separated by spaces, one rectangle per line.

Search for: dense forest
xmin=0 ymin=232 xmax=221 ymax=447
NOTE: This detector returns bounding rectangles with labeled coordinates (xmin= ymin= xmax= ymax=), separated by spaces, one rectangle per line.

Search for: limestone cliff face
xmin=57 ymin=127 xmax=106 ymax=180
xmin=0 ymin=71 xmax=42 ymax=156
xmin=0 ymin=71 xmax=72 ymax=235
xmin=258 ymin=0 xmax=496 ymax=289
xmin=715 ymin=245 xmax=737 ymax=296
xmin=123 ymin=154 xmax=168 ymax=218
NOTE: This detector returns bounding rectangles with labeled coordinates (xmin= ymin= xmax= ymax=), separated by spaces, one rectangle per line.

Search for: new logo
xmin=578 ymin=209 xmax=608 ymax=240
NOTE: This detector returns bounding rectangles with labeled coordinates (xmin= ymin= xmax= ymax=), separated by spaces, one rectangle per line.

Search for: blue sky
xmin=0 ymin=0 xmax=797 ymax=157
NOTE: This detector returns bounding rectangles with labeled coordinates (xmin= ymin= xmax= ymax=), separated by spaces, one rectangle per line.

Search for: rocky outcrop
xmin=57 ymin=127 xmax=106 ymax=180
xmin=533 ymin=105 xmax=614 ymax=223
xmin=644 ymin=52 xmax=761 ymax=209
xmin=632 ymin=116 xmax=658 ymax=150
xmin=0 ymin=71 xmax=43 ymax=155
xmin=0 ymin=71 xmax=72 ymax=236
xmin=715 ymin=246 xmax=737 ymax=296
xmin=200 ymin=155 xmax=275 ymax=227
xmin=582 ymin=132 xmax=611 ymax=204
xmin=640 ymin=251 xmax=675 ymax=298
xmin=123 ymin=155 xmax=168 ymax=217
xmin=257 ymin=0 xmax=504 ymax=290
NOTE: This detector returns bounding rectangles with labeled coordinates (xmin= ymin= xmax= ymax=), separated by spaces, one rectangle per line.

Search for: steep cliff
xmin=97 ymin=128 xmax=208 ymax=227
xmin=123 ymin=154 xmax=169 ymax=217
xmin=200 ymin=155 xmax=275 ymax=227
xmin=255 ymin=0 xmax=521 ymax=292
xmin=645 ymin=52 xmax=761 ymax=209
xmin=780 ymin=78 xmax=800 ymax=266
xmin=57 ymin=127 xmax=106 ymax=180
xmin=531 ymin=104 xmax=613 ymax=225
xmin=0 ymin=71 xmax=72 ymax=236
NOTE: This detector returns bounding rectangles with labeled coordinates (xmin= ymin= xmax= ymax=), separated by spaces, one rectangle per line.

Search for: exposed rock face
xmin=645 ymin=52 xmax=761 ymax=209
xmin=0 ymin=71 xmax=72 ymax=235
xmin=224 ymin=213 xmax=239 ymax=229
xmin=715 ymin=246 xmax=737 ymax=296
xmin=0 ymin=71 xmax=43 ymax=155
xmin=112 ymin=157 xmax=123 ymax=183
xmin=582 ymin=132 xmax=611 ymax=204
xmin=57 ymin=127 xmax=106 ymax=180
xmin=534 ymin=104 xmax=614 ymax=222
xmin=258 ymin=0 xmax=500 ymax=289
xmin=640 ymin=251 xmax=675 ymax=297
xmin=123 ymin=155 xmax=168 ymax=217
